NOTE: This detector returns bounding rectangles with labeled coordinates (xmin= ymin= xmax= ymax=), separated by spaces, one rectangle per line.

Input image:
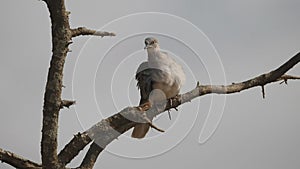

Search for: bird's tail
xmin=131 ymin=123 xmax=150 ymax=139
xmin=131 ymin=101 xmax=152 ymax=139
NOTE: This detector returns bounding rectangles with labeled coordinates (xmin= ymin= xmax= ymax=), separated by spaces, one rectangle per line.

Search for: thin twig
xmin=71 ymin=27 xmax=116 ymax=38
xmin=261 ymin=85 xmax=266 ymax=99
xmin=60 ymin=100 xmax=76 ymax=109
xmin=277 ymin=74 xmax=300 ymax=84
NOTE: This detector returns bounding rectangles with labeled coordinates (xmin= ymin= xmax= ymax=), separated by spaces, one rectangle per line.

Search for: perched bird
xmin=131 ymin=37 xmax=186 ymax=138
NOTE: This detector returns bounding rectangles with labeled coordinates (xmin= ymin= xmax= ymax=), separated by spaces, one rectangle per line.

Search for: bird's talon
xmin=138 ymin=101 xmax=152 ymax=111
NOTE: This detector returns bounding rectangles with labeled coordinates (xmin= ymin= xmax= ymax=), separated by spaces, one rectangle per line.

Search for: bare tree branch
xmin=193 ymin=52 xmax=300 ymax=97
xmin=277 ymin=74 xmax=300 ymax=84
xmin=78 ymin=143 xmax=104 ymax=169
xmin=58 ymin=132 xmax=91 ymax=166
xmin=71 ymin=27 xmax=116 ymax=38
xmin=0 ymin=148 xmax=41 ymax=169
xmin=41 ymin=0 xmax=72 ymax=168
xmin=57 ymin=52 xmax=300 ymax=167
xmin=58 ymin=112 xmax=134 ymax=166
xmin=41 ymin=1 xmax=116 ymax=169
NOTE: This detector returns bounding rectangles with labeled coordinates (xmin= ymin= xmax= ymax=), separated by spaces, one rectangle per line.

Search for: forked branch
xmin=58 ymin=52 xmax=300 ymax=168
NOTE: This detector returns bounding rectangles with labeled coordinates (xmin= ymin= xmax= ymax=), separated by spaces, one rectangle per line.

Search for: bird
xmin=131 ymin=37 xmax=186 ymax=138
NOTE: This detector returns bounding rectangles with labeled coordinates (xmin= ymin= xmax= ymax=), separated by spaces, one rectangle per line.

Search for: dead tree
xmin=0 ymin=0 xmax=299 ymax=168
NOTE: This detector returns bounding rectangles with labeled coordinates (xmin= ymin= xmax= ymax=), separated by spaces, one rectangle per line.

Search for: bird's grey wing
xmin=132 ymin=62 xmax=152 ymax=138
xmin=132 ymin=62 xmax=166 ymax=138
xmin=135 ymin=62 xmax=168 ymax=104
xmin=136 ymin=62 xmax=152 ymax=105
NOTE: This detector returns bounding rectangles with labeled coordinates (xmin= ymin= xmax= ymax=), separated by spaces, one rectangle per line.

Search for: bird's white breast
xmin=147 ymin=49 xmax=185 ymax=89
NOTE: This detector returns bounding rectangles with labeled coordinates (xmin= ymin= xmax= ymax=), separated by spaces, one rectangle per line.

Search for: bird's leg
xmin=168 ymin=95 xmax=180 ymax=111
xmin=167 ymin=96 xmax=178 ymax=120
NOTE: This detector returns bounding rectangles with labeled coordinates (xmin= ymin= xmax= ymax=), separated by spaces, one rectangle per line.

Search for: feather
xmin=131 ymin=37 xmax=186 ymax=138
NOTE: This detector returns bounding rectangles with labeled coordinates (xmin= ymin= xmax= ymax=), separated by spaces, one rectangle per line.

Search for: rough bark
xmin=0 ymin=148 xmax=41 ymax=169
xmin=58 ymin=132 xmax=91 ymax=166
xmin=41 ymin=0 xmax=72 ymax=168
xmin=78 ymin=143 xmax=104 ymax=169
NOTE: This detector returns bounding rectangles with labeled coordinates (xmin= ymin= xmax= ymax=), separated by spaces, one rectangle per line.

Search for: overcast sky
xmin=1 ymin=0 xmax=300 ymax=168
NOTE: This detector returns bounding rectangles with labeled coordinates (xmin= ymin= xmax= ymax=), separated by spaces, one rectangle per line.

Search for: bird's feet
xmin=169 ymin=95 xmax=180 ymax=110
xmin=167 ymin=95 xmax=180 ymax=120
xmin=136 ymin=101 xmax=152 ymax=111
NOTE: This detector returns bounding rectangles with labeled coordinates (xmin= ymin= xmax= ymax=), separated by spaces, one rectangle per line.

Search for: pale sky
xmin=0 ymin=0 xmax=300 ymax=168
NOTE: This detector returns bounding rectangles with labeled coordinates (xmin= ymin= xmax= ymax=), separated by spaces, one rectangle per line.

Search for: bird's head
xmin=144 ymin=37 xmax=159 ymax=50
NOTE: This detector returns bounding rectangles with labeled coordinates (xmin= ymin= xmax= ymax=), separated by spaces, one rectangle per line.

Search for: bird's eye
xmin=150 ymin=41 xmax=154 ymax=45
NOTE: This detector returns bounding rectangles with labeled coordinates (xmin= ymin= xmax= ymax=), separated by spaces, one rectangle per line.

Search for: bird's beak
xmin=144 ymin=45 xmax=148 ymax=50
